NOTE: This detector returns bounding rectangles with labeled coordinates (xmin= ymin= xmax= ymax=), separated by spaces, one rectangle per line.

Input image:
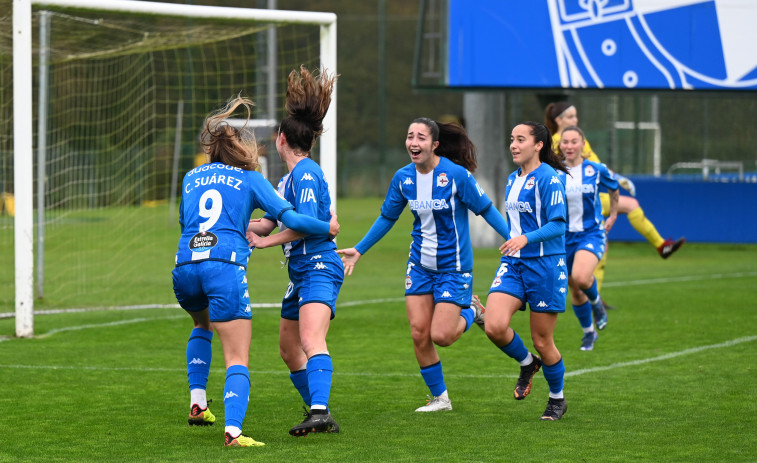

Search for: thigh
xmin=572 ymin=249 xmax=600 ymax=283
xmin=406 ymin=294 xmax=435 ymax=336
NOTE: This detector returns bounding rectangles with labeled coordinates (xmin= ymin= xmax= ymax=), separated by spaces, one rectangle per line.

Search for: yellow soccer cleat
xmin=224 ymin=432 xmax=265 ymax=447
xmin=188 ymin=403 xmax=216 ymax=426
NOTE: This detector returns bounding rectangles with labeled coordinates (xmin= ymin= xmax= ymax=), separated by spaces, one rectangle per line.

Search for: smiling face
xmin=555 ymin=106 xmax=578 ymax=133
xmin=559 ymin=128 xmax=585 ymax=166
xmin=510 ymin=124 xmax=543 ymax=168
xmin=406 ymin=122 xmax=439 ymax=168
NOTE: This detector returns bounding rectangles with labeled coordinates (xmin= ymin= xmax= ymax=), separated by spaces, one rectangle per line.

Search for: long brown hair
xmin=279 ymin=65 xmax=338 ymax=154
xmin=412 ymin=117 xmax=478 ymax=172
xmin=200 ymin=95 xmax=259 ymax=171
xmin=544 ymin=101 xmax=573 ymax=136
xmin=520 ymin=121 xmax=568 ymax=174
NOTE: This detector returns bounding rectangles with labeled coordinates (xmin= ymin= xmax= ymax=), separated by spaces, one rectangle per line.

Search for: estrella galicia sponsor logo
xmin=408 ymin=199 xmax=449 ymax=211
xmin=189 ymin=231 xmax=218 ymax=252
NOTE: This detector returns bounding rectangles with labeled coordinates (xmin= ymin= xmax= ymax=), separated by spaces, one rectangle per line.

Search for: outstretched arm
xmin=500 ymin=219 xmax=565 ymax=256
xmin=336 ymin=214 xmax=397 ymax=275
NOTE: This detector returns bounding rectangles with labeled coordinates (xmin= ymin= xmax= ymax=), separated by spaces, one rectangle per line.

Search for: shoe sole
xmin=289 ymin=423 xmax=339 ymax=437
xmin=596 ymin=319 xmax=607 ymax=331
xmin=188 ymin=416 xmax=214 ymax=426
xmin=514 ymin=360 xmax=541 ymax=400
xmin=540 ymin=402 xmax=568 ymax=421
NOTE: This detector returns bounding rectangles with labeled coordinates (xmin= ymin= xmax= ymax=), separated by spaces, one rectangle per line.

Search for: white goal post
xmin=11 ymin=0 xmax=337 ymax=337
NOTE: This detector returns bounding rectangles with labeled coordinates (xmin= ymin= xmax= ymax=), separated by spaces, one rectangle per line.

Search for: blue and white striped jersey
xmin=505 ymin=163 xmax=567 ymax=258
xmin=264 ymin=157 xmax=335 ymax=258
xmin=380 ymin=156 xmax=492 ymax=272
xmin=176 ymin=162 xmax=294 ymax=267
xmin=559 ymin=160 xmax=619 ymax=233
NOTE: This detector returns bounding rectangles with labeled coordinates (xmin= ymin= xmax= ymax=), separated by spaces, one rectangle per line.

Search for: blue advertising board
xmin=447 ymin=0 xmax=757 ymax=90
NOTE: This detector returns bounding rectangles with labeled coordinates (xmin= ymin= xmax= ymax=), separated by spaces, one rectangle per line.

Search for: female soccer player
xmin=558 ymin=126 xmax=619 ymax=351
xmin=545 ymin=102 xmax=685 ymax=297
xmin=246 ymin=66 xmax=342 ymax=437
xmin=475 ymin=122 xmax=569 ymax=421
xmin=337 ymin=118 xmax=511 ymax=412
xmin=172 ymin=95 xmax=339 ymax=447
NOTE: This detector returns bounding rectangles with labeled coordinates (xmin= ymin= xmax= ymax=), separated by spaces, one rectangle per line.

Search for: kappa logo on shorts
xmin=586 ymin=243 xmax=595 ymax=250
xmin=314 ymin=262 xmax=327 ymax=270
xmin=557 ymin=258 xmax=565 ymax=267
xmin=462 ymin=272 xmax=471 ymax=278
xmin=463 ymin=284 xmax=469 ymax=289
xmin=245 ymin=304 xmax=251 ymax=313
xmin=442 ymin=291 xmax=452 ymax=298
xmin=560 ymin=287 xmax=567 ymax=294
xmin=310 ymin=254 xmax=322 ymax=260
xmin=537 ymin=301 xmax=548 ymax=308
xmin=558 ymin=272 xmax=567 ymax=280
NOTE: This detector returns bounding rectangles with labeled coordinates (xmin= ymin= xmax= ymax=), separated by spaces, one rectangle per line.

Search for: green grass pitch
xmin=0 ymin=197 xmax=755 ymax=462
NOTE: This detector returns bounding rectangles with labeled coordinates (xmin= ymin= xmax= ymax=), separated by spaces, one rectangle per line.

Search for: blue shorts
xmin=488 ymin=254 xmax=567 ymax=313
xmin=404 ymin=261 xmax=473 ymax=308
xmin=565 ymin=228 xmax=606 ymax=273
xmin=172 ymin=260 xmax=252 ymax=322
xmin=281 ymin=251 xmax=344 ymax=321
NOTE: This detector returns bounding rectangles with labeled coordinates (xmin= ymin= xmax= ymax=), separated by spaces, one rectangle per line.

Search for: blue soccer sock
xmin=307 ymin=354 xmax=333 ymax=409
xmin=498 ymin=331 xmax=529 ymax=363
xmin=419 ymin=361 xmax=447 ymax=397
xmin=290 ymin=367 xmax=311 ymax=406
xmin=460 ymin=307 xmax=475 ymax=332
xmin=186 ymin=327 xmax=213 ymax=402
xmin=542 ymin=358 xmax=565 ymax=398
xmin=224 ymin=364 xmax=250 ymax=429
xmin=583 ymin=278 xmax=600 ymax=304
xmin=572 ymin=302 xmax=594 ymax=330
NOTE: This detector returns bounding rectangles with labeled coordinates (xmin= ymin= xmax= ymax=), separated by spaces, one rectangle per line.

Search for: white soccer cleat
xmin=471 ymin=295 xmax=486 ymax=330
xmin=415 ymin=391 xmax=452 ymax=412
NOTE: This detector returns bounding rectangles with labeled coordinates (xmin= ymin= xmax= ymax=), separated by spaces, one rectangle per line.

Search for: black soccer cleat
xmin=540 ymin=397 xmax=567 ymax=421
xmin=658 ymin=237 xmax=685 ymax=259
xmin=514 ymin=355 xmax=542 ymax=400
xmin=289 ymin=407 xmax=340 ymax=437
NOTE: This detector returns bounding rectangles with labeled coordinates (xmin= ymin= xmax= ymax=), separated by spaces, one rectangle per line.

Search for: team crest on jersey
xmin=584 ymin=165 xmax=595 ymax=177
xmin=437 ymin=172 xmax=449 ymax=187
xmin=189 ymin=231 xmax=218 ymax=252
xmin=405 ymin=275 xmax=413 ymax=290
xmin=525 ymin=177 xmax=536 ymax=190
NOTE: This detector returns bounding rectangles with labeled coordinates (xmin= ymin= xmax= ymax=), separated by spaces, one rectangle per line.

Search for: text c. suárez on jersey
xmin=175 ymin=162 xmax=295 ymax=268
xmin=380 ymin=156 xmax=492 ymax=272
xmin=505 ymin=163 xmax=567 ymax=258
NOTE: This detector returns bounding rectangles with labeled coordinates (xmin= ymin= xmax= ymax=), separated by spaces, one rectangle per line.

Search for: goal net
xmin=2 ymin=0 xmax=337 ymax=337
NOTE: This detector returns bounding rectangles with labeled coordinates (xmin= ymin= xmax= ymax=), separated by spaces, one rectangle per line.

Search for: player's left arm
xmin=599 ymin=163 xmax=620 ymax=231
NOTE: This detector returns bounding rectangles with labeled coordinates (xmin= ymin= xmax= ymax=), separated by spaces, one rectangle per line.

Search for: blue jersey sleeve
xmin=598 ymin=163 xmax=620 ymax=191
xmin=247 ymin=170 xmax=295 ymax=221
xmin=541 ymin=172 xmax=567 ymax=224
xmin=291 ymin=163 xmax=322 ymax=219
xmin=379 ymin=171 xmax=408 ymax=220
xmin=354 ymin=215 xmax=397 ymax=255
xmin=481 ymin=206 xmax=510 ymax=239
xmin=456 ymin=170 xmax=493 ymax=216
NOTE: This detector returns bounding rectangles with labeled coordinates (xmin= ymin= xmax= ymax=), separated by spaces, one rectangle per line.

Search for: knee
xmin=484 ymin=320 xmax=509 ymax=344
xmin=574 ymin=274 xmax=593 ymax=289
xmin=430 ymin=327 xmax=456 ymax=347
xmin=531 ymin=335 xmax=554 ymax=355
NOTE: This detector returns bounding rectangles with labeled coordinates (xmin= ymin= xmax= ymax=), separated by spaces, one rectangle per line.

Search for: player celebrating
xmin=337 ymin=117 xmax=511 ymax=412
xmin=246 ymin=66 xmax=342 ymax=437
xmin=474 ymin=122 xmax=569 ymax=421
xmin=558 ymin=126 xmax=619 ymax=351
xmin=173 ymin=95 xmax=339 ymax=447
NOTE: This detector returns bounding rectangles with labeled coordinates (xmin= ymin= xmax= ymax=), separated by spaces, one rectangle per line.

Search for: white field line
xmin=1 ymin=271 xmax=755 ymax=320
